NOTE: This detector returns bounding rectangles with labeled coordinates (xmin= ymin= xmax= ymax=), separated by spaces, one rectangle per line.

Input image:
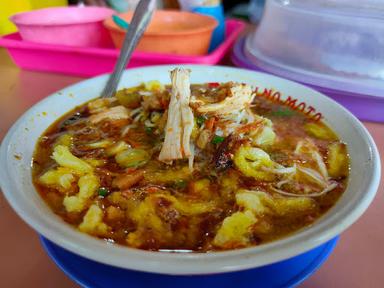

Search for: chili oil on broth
xmin=32 ymin=75 xmax=349 ymax=252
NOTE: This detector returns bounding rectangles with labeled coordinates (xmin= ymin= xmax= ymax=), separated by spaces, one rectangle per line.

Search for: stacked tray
xmin=0 ymin=19 xmax=244 ymax=77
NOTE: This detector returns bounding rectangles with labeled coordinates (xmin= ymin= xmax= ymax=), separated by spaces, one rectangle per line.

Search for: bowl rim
xmin=103 ymin=10 xmax=218 ymax=36
xmin=0 ymin=65 xmax=381 ymax=275
xmin=9 ymin=6 xmax=115 ymax=27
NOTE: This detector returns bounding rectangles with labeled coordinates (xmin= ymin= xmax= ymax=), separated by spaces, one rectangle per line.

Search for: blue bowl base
xmin=40 ymin=236 xmax=338 ymax=288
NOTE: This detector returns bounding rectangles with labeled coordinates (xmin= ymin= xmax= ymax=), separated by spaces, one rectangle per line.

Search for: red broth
xmin=32 ymin=82 xmax=349 ymax=252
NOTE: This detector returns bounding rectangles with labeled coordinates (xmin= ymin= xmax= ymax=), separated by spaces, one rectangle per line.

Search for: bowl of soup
xmin=0 ymin=65 xmax=380 ymax=275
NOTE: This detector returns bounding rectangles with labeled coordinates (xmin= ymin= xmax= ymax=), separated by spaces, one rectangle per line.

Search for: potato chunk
xmin=213 ymin=211 xmax=257 ymax=248
xmin=78 ymin=174 xmax=99 ymax=199
xmin=127 ymin=196 xmax=171 ymax=247
xmin=272 ymin=197 xmax=315 ymax=216
xmin=79 ymin=204 xmax=109 ymax=236
xmin=106 ymin=206 xmax=125 ymax=222
xmin=327 ymin=142 xmax=349 ymax=178
xmin=62 ymin=196 xmax=86 ymax=213
xmin=127 ymin=192 xmax=215 ymax=248
xmin=304 ymin=122 xmax=337 ymax=141
xmin=236 ymin=191 xmax=269 ymax=215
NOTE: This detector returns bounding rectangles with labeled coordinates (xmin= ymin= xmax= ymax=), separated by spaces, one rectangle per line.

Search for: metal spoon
xmin=101 ymin=0 xmax=156 ymax=98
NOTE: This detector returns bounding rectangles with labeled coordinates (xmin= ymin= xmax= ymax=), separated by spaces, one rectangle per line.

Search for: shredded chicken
xmin=89 ymin=105 xmax=130 ymax=124
xmin=88 ymin=97 xmax=117 ymax=114
xmin=196 ymin=84 xmax=255 ymax=116
xmin=270 ymin=139 xmax=337 ymax=197
xmin=295 ymin=139 xmax=329 ymax=179
xmin=158 ymin=68 xmax=194 ymax=165
xmin=270 ymin=182 xmax=338 ymax=198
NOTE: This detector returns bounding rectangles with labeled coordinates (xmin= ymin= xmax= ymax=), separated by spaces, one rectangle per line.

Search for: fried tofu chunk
xmin=79 ymin=204 xmax=110 ymax=236
xmin=39 ymin=167 xmax=76 ymax=192
xmin=63 ymin=174 xmax=99 ymax=212
xmin=213 ymin=211 xmax=257 ymax=248
xmin=236 ymin=190 xmax=316 ymax=217
xmin=52 ymin=145 xmax=93 ymax=174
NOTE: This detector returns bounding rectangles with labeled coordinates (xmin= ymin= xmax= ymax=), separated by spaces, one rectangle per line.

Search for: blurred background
xmin=0 ymin=0 xmax=262 ymax=36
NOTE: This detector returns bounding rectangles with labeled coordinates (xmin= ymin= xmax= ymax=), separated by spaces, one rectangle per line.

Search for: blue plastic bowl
xmin=40 ymin=236 xmax=338 ymax=288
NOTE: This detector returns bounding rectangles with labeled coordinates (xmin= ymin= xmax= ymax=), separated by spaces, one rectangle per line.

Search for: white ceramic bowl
xmin=0 ymin=65 xmax=380 ymax=275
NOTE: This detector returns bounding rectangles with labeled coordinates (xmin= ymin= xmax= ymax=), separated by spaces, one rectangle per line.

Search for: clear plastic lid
xmin=245 ymin=0 xmax=384 ymax=97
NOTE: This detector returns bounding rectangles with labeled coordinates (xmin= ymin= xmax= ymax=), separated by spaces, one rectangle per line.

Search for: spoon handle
xmin=102 ymin=0 xmax=156 ymax=98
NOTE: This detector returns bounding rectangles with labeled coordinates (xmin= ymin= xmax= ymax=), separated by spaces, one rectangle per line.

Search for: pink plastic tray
xmin=0 ymin=19 xmax=244 ymax=77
